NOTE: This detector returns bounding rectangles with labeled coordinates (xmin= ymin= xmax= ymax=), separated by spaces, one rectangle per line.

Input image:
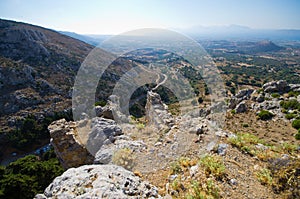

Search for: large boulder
xmin=289 ymin=84 xmax=300 ymax=92
xmin=229 ymin=89 xmax=254 ymax=109
xmin=86 ymin=117 xmax=123 ymax=155
xmin=94 ymin=136 xmax=147 ymax=164
xmin=97 ymin=95 xmax=129 ymax=122
xmin=235 ymin=101 xmax=247 ymax=113
xmin=48 ymin=119 xmax=94 ymax=169
xmin=235 ymin=89 xmax=254 ymax=99
xmin=35 ymin=164 xmax=161 ymax=199
xmin=263 ymin=80 xmax=290 ymax=94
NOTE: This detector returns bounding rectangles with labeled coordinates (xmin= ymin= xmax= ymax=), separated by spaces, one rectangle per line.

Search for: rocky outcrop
xmin=86 ymin=117 xmax=123 ymax=155
xmin=289 ymin=84 xmax=300 ymax=92
xmin=263 ymin=80 xmax=290 ymax=94
xmin=35 ymin=164 xmax=161 ymax=199
xmin=95 ymin=95 xmax=129 ymax=123
xmin=145 ymin=91 xmax=174 ymax=128
xmin=229 ymin=89 xmax=254 ymax=109
xmin=48 ymin=119 xmax=94 ymax=169
xmin=94 ymin=135 xmax=146 ymax=164
xmin=235 ymin=101 xmax=247 ymax=113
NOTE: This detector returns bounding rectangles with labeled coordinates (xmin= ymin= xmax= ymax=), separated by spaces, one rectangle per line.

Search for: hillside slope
xmin=0 ymin=19 xmax=94 ymax=131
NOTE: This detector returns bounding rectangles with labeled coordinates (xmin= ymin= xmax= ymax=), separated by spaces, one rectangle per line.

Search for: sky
xmin=0 ymin=0 xmax=300 ymax=34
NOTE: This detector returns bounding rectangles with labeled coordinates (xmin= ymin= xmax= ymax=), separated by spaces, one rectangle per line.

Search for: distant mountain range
xmin=180 ymin=24 xmax=300 ymax=41
xmin=58 ymin=25 xmax=300 ymax=46
xmin=59 ymin=31 xmax=110 ymax=46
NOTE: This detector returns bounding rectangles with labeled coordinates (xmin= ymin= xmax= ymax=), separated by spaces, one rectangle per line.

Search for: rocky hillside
xmin=36 ymin=80 xmax=299 ymax=198
xmin=0 ymin=19 xmax=94 ymax=131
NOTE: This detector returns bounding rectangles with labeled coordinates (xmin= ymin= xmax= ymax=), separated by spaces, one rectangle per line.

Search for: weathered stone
xmin=48 ymin=119 xmax=94 ymax=169
xmin=35 ymin=164 xmax=161 ymax=199
xmin=289 ymin=84 xmax=300 ymax=92
xmin=94 ymin=106 xmax=103 ymax=117
xmin=263 ymin=80 xmax=290 ymax=94
xmin=229 ymin=89 xmax=254 ymax=109
xmin=94 ymin=136 xmax=146 ymax=164
xmin=235 ymin=101 xmax=247 ymax=113
xmin=217 ymin=143 xmax=228 ymax=156
xmin=235 ymin=89 xmax=254 ymax=99
xmin=256 ymin=94 xmax=265 ymax=103
xmin=145 ymin=91 xmax=174 ymax=128
xmin=86 ymin=117 xmax=123 ymax=155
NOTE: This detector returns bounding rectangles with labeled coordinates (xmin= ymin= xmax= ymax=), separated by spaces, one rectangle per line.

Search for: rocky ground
xmin=36 ymin=80 xmax=299 ymax=199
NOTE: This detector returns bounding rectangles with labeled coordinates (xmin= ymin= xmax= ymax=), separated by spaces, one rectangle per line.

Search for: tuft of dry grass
xmin=112 ymin=148 xmax=136 ymax=170
xmin=199 ymin=155 xmax=226 ymax=179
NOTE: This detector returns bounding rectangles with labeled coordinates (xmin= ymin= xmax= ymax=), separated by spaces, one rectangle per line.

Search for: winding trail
xmin=139 ymin=63 xmax=168 ymax=91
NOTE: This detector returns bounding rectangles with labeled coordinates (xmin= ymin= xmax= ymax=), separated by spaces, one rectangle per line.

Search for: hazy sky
xmin=0 ymin=0 xmax=300 ymax=34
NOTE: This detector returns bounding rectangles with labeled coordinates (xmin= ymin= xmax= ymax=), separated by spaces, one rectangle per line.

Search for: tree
xmin=0 ymin=153 xmax=63 ymax=199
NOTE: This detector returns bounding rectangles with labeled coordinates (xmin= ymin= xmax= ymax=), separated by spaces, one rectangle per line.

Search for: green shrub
xmin=271 ymin=93 xmax=280 ymax=98
xmin=292 ymin=119 xmax=300 ymax=129
xmin=0 ymin=154 xmax=63 ymax=199
xmin=197 ymin=97 xmax=203 ymax=104
xmin=7 ymin=111 xmax=72 ymax=150
xmin=200 ymin=155 xmax=226 ymax=179
xmin=95 ymin=100 xmax=107 ymax=107
xmin=258 ymin=110 xmax=274 ymax=120
xmin=285 ymin=113 xmax=296 ymax=120
xmin=280 ymin=100 xmax=300 ymax=111
xmin=295 ymin=132 xmax=300 ymax=140
xmin=288 ymin=91 xmax=299 ymax=97
xmin=256 ymin=168 xmax=273 ymax=186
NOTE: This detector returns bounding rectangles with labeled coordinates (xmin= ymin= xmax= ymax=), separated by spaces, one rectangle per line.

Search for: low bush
xmin=112 ymin=148 xmax=135 ymax=170
xmin=200 ymin=155 xmax=226 ymax=179
xmin=280 ymin=99 xmax=300 ymax=111
xmin=295 ymin=130 xmax=300 ymax=140
xmin=285 ymin=113 xmax=296 ymax=120
xmin=271 ymin=93 xmax=280 ymax=98
xmin=256 ymin=168 xmax=273 ymax=186
xmin=292 ymin=119 xmax=300 ymax=129
xmin=257 ymin=110 xmax=274 ymax=120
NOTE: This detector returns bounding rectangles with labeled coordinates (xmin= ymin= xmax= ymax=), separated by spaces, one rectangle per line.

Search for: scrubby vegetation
xmin=112 ymin=148 xmax=136 ymax=170
xmin=6 ymin=111 xmax=72 ymax=150
xmin=292 ymin=119 xmax=300 ymax=129
xmin=257 ymin=110 xmax=274 ymax=120
xmin=280 ymin=99 xmax=300 ymax=111
xmin=0 ymin=149 xmax=63 ymax=199
xmin=200 ymin=155 xmax=226 ymax=179
xmin=268 ymin=158 xmax=300 ymax=198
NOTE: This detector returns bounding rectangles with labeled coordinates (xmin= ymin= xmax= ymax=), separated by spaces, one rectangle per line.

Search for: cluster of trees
xmin=7 ymin=111 xmax=72 ymax=150
xmin=0 ymin=149 xmax=63 ymax=199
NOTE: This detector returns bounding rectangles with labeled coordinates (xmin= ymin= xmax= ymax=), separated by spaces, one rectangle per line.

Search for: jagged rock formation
xmin=94 ymin=135 xmax=146 ymax=164
xmin=35 ymin=164 xmax=161 ymax=199
xmin=49 ymin=115 xmax=147 ymax=169
xmin=235 ymin=101 xmax=247 ymax=113
xmin=95 ymin=95 xmax=129 ymax=123
xmin=86 ymin=117 xmax=123 ymax=155
xmin=229 ymin=89 xmax=254 ymax=109
xmin=48 ymin=119 xmax=94 ymax=169
xmin=262 ymin=80 xmax=290 ymax=94
xmin=145 ymin=91 xmax=174 ymax=128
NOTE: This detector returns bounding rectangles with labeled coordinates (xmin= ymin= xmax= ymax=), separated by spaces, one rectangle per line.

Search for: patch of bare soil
xmin=224 ymin=111 xmax=299 ymax=145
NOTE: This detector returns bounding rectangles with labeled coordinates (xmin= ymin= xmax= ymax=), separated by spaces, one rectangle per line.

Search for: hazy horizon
xmin=1 ymin=0 xmax=300 ymax=35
